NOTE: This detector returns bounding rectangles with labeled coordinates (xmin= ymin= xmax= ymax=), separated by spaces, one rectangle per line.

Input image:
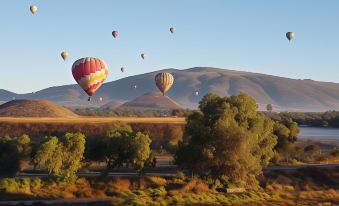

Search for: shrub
xmin=147 ymin=176 xmax=167 ymax=187
xmin=176 ymin=171 xmax=185 ymax=180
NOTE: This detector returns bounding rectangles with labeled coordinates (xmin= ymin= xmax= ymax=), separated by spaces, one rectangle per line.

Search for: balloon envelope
xmin=30 ymin=5 xmax=37 ymax=14
xmin=170 ymin=27 xmax=176 ymax=33
xmin=155 ymin=72 xmax=174 ymax=96
xmin=61 ymin=51 xmax=69 ymax=61
xmin=112 ymin=31 xmax=119 ymax=38
xmin=286 ymin=32 xmax=294 ymax=41
xmin=72 ymin=57 xmax=109 ymax=96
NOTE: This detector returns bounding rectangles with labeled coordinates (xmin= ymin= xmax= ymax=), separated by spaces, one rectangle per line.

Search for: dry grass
xmin=169 ymin=179 xmax=211 ymax=195
xmin=0 ymin=117 xmax=186 ymax=124
xmin=147 ymin=176 xmax=167 ymax=187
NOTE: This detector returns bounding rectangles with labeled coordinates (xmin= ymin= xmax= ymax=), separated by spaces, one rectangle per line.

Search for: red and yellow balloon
xmin=155 ymin=72 xmax=174 ymax=96
xmin=72 ymin=57 xmax=108 ymax=100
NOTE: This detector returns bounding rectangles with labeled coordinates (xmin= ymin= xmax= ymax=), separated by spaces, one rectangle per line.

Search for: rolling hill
xmin=100 ymin=100 xmax=126 ymax=110
xmin=1 ymin=67 xmax=339 ymax=111
xmin=117 ymin=92 xmax=182 ymax=110
xmin=0 ymin=100 xmax=78 ymax=118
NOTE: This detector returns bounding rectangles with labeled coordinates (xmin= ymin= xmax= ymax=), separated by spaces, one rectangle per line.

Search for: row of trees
xmin=0 ymin=123 xmax=154 ymax=180
xmin=73 ymin=108 xmax=191 ymax=117
xmin=267 ymin=110 xmax=339 ymax=128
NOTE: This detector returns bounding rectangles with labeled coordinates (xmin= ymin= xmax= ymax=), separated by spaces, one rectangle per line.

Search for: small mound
xmin=0 ymin=99 xmax=78 ymax=118
xmin=100 ymin=100 xmax=126 ymax=110
xmin=118 ymin=92 xmax=182 ymax=110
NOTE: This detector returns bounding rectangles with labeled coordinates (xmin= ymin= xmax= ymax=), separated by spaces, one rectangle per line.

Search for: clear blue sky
xmin=1 ymin=0 xmax=339 ymax=93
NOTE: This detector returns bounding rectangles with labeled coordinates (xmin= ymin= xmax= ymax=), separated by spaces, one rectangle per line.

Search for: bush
xmin=147 ymin=176 xmax=167 ymax=187
xmin=330 ymin=150 xmax=339 ymax=157
xmin=0 ymin=178 xmax=35 ymax=193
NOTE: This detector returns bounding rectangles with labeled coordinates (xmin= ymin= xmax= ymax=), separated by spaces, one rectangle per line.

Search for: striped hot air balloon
xmin=155 ymin=72 xmax=174 ymax=96
xmin=72 ymin=57 xmax=109 ymax=101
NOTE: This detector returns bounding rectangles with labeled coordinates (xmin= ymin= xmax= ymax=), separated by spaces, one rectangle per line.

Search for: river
xmin=298 ymin=126 xmax=339 ymax=147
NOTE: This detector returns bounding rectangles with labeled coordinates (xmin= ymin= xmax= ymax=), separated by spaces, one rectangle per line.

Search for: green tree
xmin=34 ymin=133 xmax=86 ymax=179
xmin=175 ymin=93 xmax=277 ymax=188
xmin=14 ymin=134 xmax=32 ymax=171
xmin=130 ymin=132 xmax=152 ymax=172
xmin=304 ymin=145 xmax=321 ymax=157
xmin=0 ymin=135 xmax=32 ymax=177
xmin=266 ymin=104 xmax=273 ymax=112
xmin=0 ymin=138 xmax=20 ymax=177
xmin=93 ymin=122 xmax=154 ymax=174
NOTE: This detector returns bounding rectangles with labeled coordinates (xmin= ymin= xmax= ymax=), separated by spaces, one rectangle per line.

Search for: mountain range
xmin=1 ymin=67 xmax=339 ymax=112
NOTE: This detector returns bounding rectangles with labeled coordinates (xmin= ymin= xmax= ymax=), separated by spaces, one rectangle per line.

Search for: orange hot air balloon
xmin=112 ymin=31 xmax=119 ymax=38
xmin=155 ymin=72 xmax=174 ymax=96
xmin=72 ymin=57 xmax=109 ymax=101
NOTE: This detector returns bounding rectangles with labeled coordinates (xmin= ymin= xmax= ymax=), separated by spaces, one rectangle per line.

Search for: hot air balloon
xmin=286 ymin=32 xmax=294 ymax=41
xmin=121 ymin=67 xmax=125 ymax=73
xmin=134 ymin=85 xmax=137 ymax=89
xmin=170 ymin=27 xmax=176 ymax=33
xmin=99 ymin=97 xmax=103 ymax=102
xmin=112 ymin=31 xmax=119 ymax=38
xmin=61 ymin=51 xmax=69 ymax=61
xmin=72 ymin=57 xmax=109 ymax=101
xmin=141 ymin=53 xmax=145 ymax=60
xmin=30 ymin=5 xmax=37 ymax=14
xmin=155 ymin=72 xmax=174 ymax=96
xmin=195 ymin=91 xmax=199 ymax=96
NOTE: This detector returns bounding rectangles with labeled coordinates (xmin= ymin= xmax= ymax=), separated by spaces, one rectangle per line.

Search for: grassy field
xmin=0 ymin=117 xmax=186 ymax=124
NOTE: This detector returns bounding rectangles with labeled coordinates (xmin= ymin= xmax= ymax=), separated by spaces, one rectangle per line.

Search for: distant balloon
xmin=286 ymin=32 xmax=295 ymax=41
xmin=121 ymin=67 xmax=125 ymax=73
xmin=141 ymin=53 xmax=145 ymax=60
xmin=134 ymin=85 xmax=137 ymax=89
xmin=61 ymin=51 xmax=69 ymax=61
xmin=112 ymin=31 xmax=119 ymax=38
xmin=155 ymin=72 xmax=174 ymax=96
xmin=30 ymin=5 xmax=37 ymax=14
xmin=170 ymin=27 xmax=176 ymax=33
xmin=99 ymin=97 xmax=103 ymax=102
xmin=195 ymin=91 xmax=199 ymax=96
xmin=72 ymin=57 xmax=109 ymax=100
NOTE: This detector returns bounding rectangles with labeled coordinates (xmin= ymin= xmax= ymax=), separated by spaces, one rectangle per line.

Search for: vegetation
xmin=0 ymin=167 xmax=337 ymax=205
xmin=0 ymin=93 xmax=338 ymax=204
xmin=0 ymin=134 xmax=31 ymax=177
xmin=266 ymin=103 xmax=273 ymax=112
xmin=175 ymin=93 xmax=278 ymax=188
xmin=73 ymin=108 xmax=191 ymax=117
xmin=34 ymin=133 xmax=86 ymax=180
xmin=267 ymin=110 xmax=339 ymax=128
xmin=85 ymin=122 xmax=154 ymax=173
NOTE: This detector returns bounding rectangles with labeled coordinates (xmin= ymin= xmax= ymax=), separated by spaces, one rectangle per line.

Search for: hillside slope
xmin=1 ymin=67 xmax=339 ymax=111
xmin=118 ymin=92 xmax=182 ymax=110
xmin=0 ymin=100 xmax=78 ymax=118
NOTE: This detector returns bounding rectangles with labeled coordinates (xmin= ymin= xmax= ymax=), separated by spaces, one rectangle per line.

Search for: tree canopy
xmin=175 ymin=93 xmax=277 ymax=188
xmin=34 ymin=133 xmax=86 ymax=179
